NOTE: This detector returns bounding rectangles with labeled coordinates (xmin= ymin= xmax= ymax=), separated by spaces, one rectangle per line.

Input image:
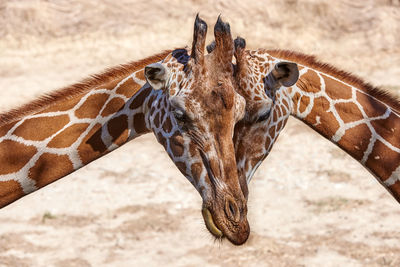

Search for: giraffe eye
xmin=173 ymin=109 xmax=187 ymax=123
xmin=257 ymin=110 xmax=271 ymax=122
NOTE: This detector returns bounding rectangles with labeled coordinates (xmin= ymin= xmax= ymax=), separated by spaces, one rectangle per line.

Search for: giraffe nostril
xmin=225 ymin=197 xmax=240 ymax=222
xmin=229 ymin=202 xmax=234 ymax=215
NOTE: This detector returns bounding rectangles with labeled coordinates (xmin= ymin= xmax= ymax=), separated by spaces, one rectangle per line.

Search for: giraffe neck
xmin=278 ymin=54 xmax=400 ymax=202
xmin=0 ymin=52 xmax=169 ymax=208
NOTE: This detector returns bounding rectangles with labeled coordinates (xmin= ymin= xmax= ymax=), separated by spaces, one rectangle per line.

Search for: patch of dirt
xmin=304 ymin=197 xmax=371 ymax=213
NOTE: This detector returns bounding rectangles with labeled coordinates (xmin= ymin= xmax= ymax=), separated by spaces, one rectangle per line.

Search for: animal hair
xmin=267 ymin=49 xmax=400 ymax=113
xmin=0 ymin=50 xmax=173 ymax=125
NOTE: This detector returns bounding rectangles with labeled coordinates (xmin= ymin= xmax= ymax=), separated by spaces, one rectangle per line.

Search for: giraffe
xmin=0 ymin=16 xmax=250 ymax=245
xmin=230 ymin=37 xmax=400 ymax=204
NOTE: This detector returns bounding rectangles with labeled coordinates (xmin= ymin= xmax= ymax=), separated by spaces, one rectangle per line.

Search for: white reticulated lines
xmin=0 ymin=68 xmax=146 ymax=194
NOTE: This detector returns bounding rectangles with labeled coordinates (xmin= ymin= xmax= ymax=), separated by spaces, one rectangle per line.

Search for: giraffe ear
xmin=144 ymin=63 xmax=170 ymax=90
xmin=271 ymin=62 xmax=299 ymax=87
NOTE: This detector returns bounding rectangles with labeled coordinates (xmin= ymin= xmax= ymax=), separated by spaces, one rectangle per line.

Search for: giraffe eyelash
xmin=173 ymin=109 xmax=184 ymax=119
xmin=172 ymin=109 xmax=190 ymax=124
xmin=256 ymin=110 xmax=271 ymax=122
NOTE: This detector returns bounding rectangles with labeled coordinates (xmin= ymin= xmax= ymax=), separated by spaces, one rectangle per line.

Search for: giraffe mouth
xmin=202 ymin=207 xmax=223 ymax=238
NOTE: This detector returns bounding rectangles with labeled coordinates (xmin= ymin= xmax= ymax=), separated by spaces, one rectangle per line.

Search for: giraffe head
xmin=229 ymin=38 xmax=299 ymax=186
xmin=143 ymin=16 xmax=249 ymax=245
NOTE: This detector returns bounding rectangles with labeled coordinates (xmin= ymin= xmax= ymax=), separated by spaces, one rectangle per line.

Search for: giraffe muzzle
xmin=201 ymin=196 xmax=250 ymax=245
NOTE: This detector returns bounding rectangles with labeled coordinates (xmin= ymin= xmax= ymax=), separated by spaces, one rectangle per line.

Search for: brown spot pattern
xmin=276 ymin=107 xmax=282 ymax=118
xmin=78 ymin=123 xmax=107 ymax=164
xmin=304 ymin=97 xmax=330 ymax=125
xmin=175 ymin=161 xmax=188 ymax=177
xmin=323 ymin=74 xmax=352 ymax=100
xmin=135 ymin=70 xmax=145 ymax=81
xmin=107 ymin=115 xmax=129 ymax=146
xmin=189 ymin=142 xmax=197 ymax=157
xmin=300 ymin=70 xmax=321 ymax=93
xmin=147 ymin=95 xmax=156 ymax=109
xmin=316 ymin=112 xmax=341 ymax=138
xmin=130 ymin=87 xmax=152 ymax=110
xmin=292 ymin=92 xmax=301 ymax=112
xmin=335 ymin=102 xmax=364 ymax=123
xmin=190 ymin=162 xmax=202 ymax=183
xmin=277 ymin=121 xmax=283 ymax=132
xmin=282 ymin=98 xmax=290 ymax=110
xmin=366 ymin=140 xmax=400 ymax=181
xmin=356 ymin=91 xmax=388 ymax=118
xmin=75 ymin=94 xmax=109 ymax=119
xmin=272 ymin=110 xmax=279 ymax=122
xmin=133 ymin=113 xmax=148 ymax=134
xmin=0 ymin=121 xmax=17 ymax=137
xmin=0 ymin=140 xmax=37 ymax=175
xmin=0 ymin=180 xmax=25 ymax=208
xmin=299 ymin=95 xmax=310 ymax=113
xmin=13 ymin=115 xmax=70 ymax=141
xmin=268 ymin=125 xmax=276 ymax=137
xmin=169 ymin=83 xmax=177 ymax=96
xmin=29 ymin=153 xmax=73 ymax=188
xmin=305 ymin=97 xmax=340 ymax=137
xmin=163 ymin=116 xmax=173 ymax=133
xmin=337 ymin=123 xmax=371 ymax=161
xmin=48 ymin=123 xmax=89 ymax=148
xmin=116 ymin=78 xmax=141 ymax=98
xmin=101 ymin=98 xmax=125 ymax=117
xmin=371 ymin=113 xmax=400 ymax=148
xmin=153 ymin=112 xmax=160 ymax=128
xmin=170 ymin=134 xmax=184 ymax=157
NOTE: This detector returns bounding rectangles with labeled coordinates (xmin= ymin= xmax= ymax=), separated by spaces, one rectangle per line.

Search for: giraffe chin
xmin=201 ymin=207 xmax=250 ymax=245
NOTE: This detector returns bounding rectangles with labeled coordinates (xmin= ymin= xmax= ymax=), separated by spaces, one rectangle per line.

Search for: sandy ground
xmin=1 ymin=0 xmax=400 ymax=266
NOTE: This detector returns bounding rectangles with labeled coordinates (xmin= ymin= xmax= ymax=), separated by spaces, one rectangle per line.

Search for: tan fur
xmin=108 ymin=115 xmax=129 ymax=146
xmin=267 ymin=49 xmax=400 ymax=113
xmin=0 ymin=140 xmax=37 ymax=175
xmin=13 ymin=115 xmax=70 ymax=141
xmin=75 ymin=94 xmax=109 ymax=119
xmin=0 ymin=180 xmax=24 ymax=208
xmin=29 ymin=153 xmax=74 ymax=188
xmin=234 ymin=47 xmax=400 ymax=207
xmin=47 ymin=123 xmax=90 ymax=148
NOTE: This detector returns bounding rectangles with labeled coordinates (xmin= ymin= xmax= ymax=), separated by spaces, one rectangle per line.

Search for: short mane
xmin=0 ymin=50 xmax=173 ymax=125
xmin=266 ymin=49 xmax=400 ymax=113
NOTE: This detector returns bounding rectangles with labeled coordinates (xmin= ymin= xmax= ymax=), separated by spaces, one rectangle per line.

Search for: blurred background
xmin=0 ymin=0 xmax=400 ymax=266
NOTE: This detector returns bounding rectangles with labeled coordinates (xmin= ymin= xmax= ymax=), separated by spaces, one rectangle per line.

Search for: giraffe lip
xmin=202 ymin=207 xmax=223 ymax=238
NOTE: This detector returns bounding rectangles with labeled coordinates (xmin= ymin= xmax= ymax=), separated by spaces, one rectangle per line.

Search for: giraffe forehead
xmin=190 ymin=86 xmax=238 ymax=115
xmin=164 ymin=49 xmax=240 ymax=114
xmin=167 ymin=71 xmax=236 ymax=111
